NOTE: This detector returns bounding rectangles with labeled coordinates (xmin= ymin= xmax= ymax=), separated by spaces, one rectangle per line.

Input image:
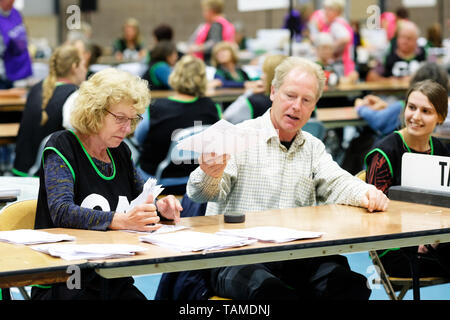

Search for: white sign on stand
xmin=237 ymin=0 xmax=289 ymax=12
xmin=402 ymin=0 xmax=436 ymax=8
xmin=401 ymin=153 xmax=450 ymax=193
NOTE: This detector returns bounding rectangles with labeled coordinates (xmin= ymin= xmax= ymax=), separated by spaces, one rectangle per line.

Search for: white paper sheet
xmin=31 ymin=243 xmax=148 ymax=261
xmin=129 ymin=178 xmax=164 ymax=209
xmin=0 ymin=229 xmax=75 ymax=245
xmin=176 ymin=119 xmax=268 ymax=155
xmin=139 ymin=230 xmax=256 ymax=252
xmin=122 ymin=224 xmax=189 ymax=234
xmin=0 ymin=187 xmax=20 ymax=198
xmin=216 ymin=227 xmax=323 ymax=243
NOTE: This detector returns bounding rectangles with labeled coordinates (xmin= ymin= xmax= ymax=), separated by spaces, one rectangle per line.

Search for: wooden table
xmin=2 ymin=200 xmax=448 ymax=294
xmin=151 ymin=88 xmax=245 ymax=103
xmin=323 ymin=79 xmax=409 ymax=98
xmin=0 ymin=96 xmax=26 ymax=112
xmin=0 ymin=123 xmax=19 ymax=138
xmin=316 ymin=107 xmax=366 ymax=129
xmin=0 ymin=122 xmax=19 ymax=146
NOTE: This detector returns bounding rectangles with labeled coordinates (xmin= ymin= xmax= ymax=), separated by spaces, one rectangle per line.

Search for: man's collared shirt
xmin=187 ymin=109 xmax=370 ymax=216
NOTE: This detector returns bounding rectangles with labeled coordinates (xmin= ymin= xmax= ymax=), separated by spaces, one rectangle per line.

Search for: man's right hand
xmin=199 ymin=152 xmax=230 ymax=178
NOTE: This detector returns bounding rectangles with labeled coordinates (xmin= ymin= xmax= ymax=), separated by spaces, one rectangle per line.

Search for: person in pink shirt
xmin=188 ymin=0 xmax=234 ymax=65
xmin=308 ymin=0 xmax=355 ymax=77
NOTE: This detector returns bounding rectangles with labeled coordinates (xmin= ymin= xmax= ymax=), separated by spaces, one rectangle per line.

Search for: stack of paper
xmin=0 ymin=187 xmax=20 ymax=200
xmin=216 ymin=227 xmax=324 ymax=243
xmin=123 ymin=224 xmax=189 ymax=234
xmin=177 ymin=119 xmax=269 ymax=155
xmin=130 ymin=178 xmax=164 ymax=209
xmin=139 ymin=230 xmax=257 ymax=252
xmin=31 ymin=243 xmax=148 ymax=260
xmin=0 ymin=229 xmax=75 ymax=245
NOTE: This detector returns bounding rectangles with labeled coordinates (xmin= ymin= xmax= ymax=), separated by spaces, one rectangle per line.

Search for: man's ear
xmin=269 ymin=85 xmax=276 ymax=102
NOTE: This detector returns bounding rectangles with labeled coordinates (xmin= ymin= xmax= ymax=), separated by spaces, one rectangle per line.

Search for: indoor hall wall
xmin=58 ymin=0 xmax=287 ymax=51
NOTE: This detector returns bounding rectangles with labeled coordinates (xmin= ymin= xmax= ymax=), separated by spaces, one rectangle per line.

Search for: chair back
xmin=302 ymin=119 xmax=326 ymax=141
xmin=155 ymin=125 xmax=211 ymax=181
xmin=123 ymin=137 xmax=141 ymax=165
xmin=0 ymin=199 xmax=37 ymax=231
xmin=27 ymin=133 xmax=54 ymax=177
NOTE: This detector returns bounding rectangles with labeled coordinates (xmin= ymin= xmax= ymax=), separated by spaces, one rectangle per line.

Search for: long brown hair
xmin=41 ymin=45 xmax=81 ymax=125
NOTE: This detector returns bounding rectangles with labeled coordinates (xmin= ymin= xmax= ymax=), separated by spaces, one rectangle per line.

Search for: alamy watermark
xmin=366 ymin=5 xmax=381 ymax=30
xmin=66 ymin=4 xmax=81 ymax=31
xmin=66 ymin=265 xmax=81 ymax=290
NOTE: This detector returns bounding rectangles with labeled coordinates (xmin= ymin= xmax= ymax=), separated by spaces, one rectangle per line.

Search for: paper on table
xmin=31 ymin=243 xmax=148 ymax=261
xmin=122 ymin=224 xmax=189 ymax=234
xmin=176 ymin=119 xmax=269 ymax=155
xmin=129 ymin=178 xmax=164 ymax=209
xmin=139 ymin=230 xmax=257 ymax=252
xmin=0 ymin=187 xmax=20 ymax=198
xmin=216 ymin=227 xmax=323 ymax=243
xmin=0 ymin=229 xmax=75 ymax=245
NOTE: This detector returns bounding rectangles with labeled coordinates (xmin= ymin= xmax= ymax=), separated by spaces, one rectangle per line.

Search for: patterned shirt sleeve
xmin=366 ymin=152 xmax=392 ymax=195
xmin=44 ymin=151 xmax=115 ymax=230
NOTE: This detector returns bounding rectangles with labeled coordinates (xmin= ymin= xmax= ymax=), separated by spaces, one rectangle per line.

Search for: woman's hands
xmin=109 ymin=194 xmax=183 ymax=232
xmin=110 ymin=195 xmax=161 ymax=232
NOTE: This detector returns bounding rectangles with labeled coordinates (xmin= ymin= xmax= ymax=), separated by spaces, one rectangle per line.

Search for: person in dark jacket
xmin=13 ymin=44 xmax=87 ymax=177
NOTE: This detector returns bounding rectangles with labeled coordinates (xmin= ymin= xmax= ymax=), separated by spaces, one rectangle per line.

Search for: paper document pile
xmin=177 ymin=119 xmax=269 ymax=155
xmin=31 ymin=243 xmax=148 ymax=260
xmin=0 ymin=187 xmax=20 ymax=199
xmin=0 ymin=229 xmax=75 ymax=245
xmin=123 ymin=224 xmax=188 ymax=234
xmin=130 ymin=178 xmax=164 ymax=209
xmin=216 ymin=227 xmax=323 ymax=243
xmin=139 ymin=230 xmax=256 ymax=252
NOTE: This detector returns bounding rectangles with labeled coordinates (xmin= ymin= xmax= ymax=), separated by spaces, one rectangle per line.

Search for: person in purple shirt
xmin=0 ymin=0 xmax=32 ymax=89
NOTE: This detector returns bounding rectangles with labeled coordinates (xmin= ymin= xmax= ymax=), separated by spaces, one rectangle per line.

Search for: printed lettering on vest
xmin=80 ymin=194 xmax=131 ymax=213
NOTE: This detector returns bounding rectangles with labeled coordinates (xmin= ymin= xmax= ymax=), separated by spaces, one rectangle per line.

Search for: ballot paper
xmin=139 ymin=230 xmax=257 ymax=252
xmin=129 ymin=178 xmax=164 ymax=209
xmin=122 ymin=224 xmax=189 ymax=234
xmin=31 ymin=243 xmax=148 ymax=261
xmin=0 ymin=229 xmax=75 ymax=245
xmin=216 ymin=227 xmax=324 ymax=243
xmin=176 ymin=119 xmax=269 ymax=155
xmin=0 ymin=187 xmax=20 ymax=199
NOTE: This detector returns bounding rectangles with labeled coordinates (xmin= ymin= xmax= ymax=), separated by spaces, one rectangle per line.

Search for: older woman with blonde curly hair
xmin=135 ymin=55 xmax=221 ymax=188
xmin=32 ymin=68 xmax=182 ymax=301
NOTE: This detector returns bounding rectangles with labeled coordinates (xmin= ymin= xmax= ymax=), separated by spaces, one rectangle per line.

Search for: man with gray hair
xmin=186 ymin=56 xmax=388 ymax=300
xmin=367 ymin=20 xmax=427 ymax=81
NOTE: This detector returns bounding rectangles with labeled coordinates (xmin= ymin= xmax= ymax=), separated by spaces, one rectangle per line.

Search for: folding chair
xmin=154 ymin=125 xmax=211 ymax=195
xmin=0 ymin=199 xmax=38 ymax=300
xmin=356 ymin=170 xmax=450 ymax=299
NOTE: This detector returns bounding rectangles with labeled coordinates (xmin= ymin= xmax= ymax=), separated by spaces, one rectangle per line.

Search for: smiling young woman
xmin=364 ymin=79 xmax=450 ymax=279
xmin=365 ymin=79 xmax=449 ymax=194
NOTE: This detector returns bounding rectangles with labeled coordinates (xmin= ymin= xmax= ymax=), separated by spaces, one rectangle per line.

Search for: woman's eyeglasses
xmin=105 ymin=109 xmax=143 ymax=127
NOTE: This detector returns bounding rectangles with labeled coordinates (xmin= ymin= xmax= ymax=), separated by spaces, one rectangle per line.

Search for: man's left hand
xmin=361 ymin=187 xmax=389 ymax=212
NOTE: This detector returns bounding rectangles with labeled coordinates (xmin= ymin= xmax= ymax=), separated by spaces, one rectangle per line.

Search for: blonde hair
xmin=41 ymin=44 xmax=81 ymax=126
xmin=169 ymin=55 xmax=207 ymax=97
xmin=324 ymin=0 xmax=345 ymax=14
xmin=201 ymin=0 xmax=224 ymax=14
xmin=262 ymin=54 xmax=287 ymax=95
xmin=71 ymin=68 xmax=150 ymax=135
xmin=122 ymin=17 xmax=142 ymax=45
xmin=211 ymin=41 xmax=239 ymax=67
xmin=272 ymin=56 xmax=326 ymax=100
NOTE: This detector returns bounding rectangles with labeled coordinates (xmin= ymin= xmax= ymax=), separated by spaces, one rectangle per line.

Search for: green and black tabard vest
xmin=35 ymin=130 xmax=140 ymax=229
xmin=365 ymin=130 xmax=449 ymax=187
xmin=245 ymin=93 xmax=272 ymax=120
xmin=13 ymin=82 xmax=78 ymax=177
